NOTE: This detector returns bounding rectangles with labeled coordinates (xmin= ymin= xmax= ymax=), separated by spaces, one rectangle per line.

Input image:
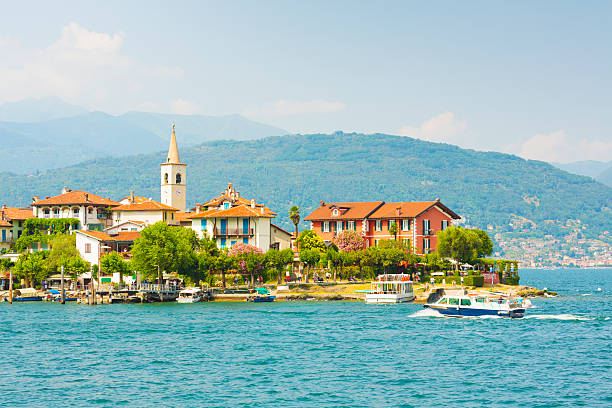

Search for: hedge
xmin=505 ymin=276 xmax=520 ymax=286
xmin=464 ymin=275 xmax=484 ymax=287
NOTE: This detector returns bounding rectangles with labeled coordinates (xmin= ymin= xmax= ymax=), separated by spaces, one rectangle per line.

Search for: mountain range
xmin=0 ymin=98 xmax=286 ymax=174
xmin=553 ymin=160 xmax=612 ymax=187
xmin=1 ymin=132 xmax=611 ymax=244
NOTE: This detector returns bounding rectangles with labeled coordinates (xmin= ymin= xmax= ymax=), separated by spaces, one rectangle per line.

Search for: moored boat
xmin=246 ymin=288 xmax=275 ymax=302
xmin=424 ymin=294 xmax=530 ymax=318
xmin=365 ymin=274 xmax=414 ymax=303
xmin=177 ymin=287 xmax=203 ymax=303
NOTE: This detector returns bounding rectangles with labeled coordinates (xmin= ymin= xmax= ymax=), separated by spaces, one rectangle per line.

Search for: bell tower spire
xmin=160 ymin=124 xmax=187 ymax=212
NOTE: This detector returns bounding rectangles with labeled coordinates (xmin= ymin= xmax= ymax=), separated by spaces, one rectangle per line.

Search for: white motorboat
xmin=424 ymin=294 xmax=531 ymax=318
xmin=177 ymin=288 xmax=203 ymax=303
xmin=365 ymin=274 xmax=415 ymax=303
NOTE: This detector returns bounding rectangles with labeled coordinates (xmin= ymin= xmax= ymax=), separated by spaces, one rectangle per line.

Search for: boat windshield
xmin=460 ymin=298 xmax=471 ymax=306
xmin=448 ymin=298 xmax=459 ymax=305
xmin=438 ymin=297 xmax=448 ymax=304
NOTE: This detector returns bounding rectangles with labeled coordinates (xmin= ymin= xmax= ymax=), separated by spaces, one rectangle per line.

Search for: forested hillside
xmin=1 ymin=133 xmax=611 ymax=240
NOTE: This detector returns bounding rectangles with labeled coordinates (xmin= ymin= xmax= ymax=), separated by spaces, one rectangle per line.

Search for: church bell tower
xmin=160 ymin=124 xmax=187 ymax=211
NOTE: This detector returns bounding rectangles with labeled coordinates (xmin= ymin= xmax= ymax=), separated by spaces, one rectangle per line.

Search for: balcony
xmin=213 ymin=228 xmax=254 ymax=237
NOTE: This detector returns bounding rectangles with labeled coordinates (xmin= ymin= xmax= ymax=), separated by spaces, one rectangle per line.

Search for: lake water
xmin=0 ymin=269 xmax=610 ymax=407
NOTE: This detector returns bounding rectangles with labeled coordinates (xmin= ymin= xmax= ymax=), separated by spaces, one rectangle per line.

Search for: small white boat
xmin=424 ymin=294 xmax=530 ymax=318
xmin=366 ymin=274 xmax=415 ymax=303
xmin=177 ymin=288 xmax=203 ymax=303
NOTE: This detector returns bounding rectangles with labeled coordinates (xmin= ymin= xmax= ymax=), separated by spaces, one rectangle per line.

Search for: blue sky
xmin=1 ymin=1 xmax=611 ymax=162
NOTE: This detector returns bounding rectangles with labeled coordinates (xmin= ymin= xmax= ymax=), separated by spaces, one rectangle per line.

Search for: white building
xmin=187 ymin=183 xmax=291 ymax=251
xmin=74 ymin=230 xmax=141 ymax=267
xmin=112 ymin=199 xmax=180 ymax=226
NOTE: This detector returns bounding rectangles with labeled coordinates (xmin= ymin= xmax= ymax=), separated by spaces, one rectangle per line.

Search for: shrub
xmin=505 ymin=276 xmax=520 ymax=286
xmin=463 ymin=275 xmax=484 ymax=287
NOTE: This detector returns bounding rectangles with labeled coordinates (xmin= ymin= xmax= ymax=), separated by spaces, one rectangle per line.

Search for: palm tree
xmin=289 ymin=206 xmax=301 ymax=239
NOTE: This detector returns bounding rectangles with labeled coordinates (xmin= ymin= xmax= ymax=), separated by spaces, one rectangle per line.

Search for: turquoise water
xmin=1 ymin=269 xmax=610 ymax=407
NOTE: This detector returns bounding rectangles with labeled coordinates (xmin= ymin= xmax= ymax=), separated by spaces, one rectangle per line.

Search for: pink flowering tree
xmin=333 ymin=230 xmax=365 ymax=252
xmin=228 ymin=243 xmax=266 ymax=285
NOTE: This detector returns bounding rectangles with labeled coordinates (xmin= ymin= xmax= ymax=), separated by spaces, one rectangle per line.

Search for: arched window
xmin=176 ymin=173 xmax=182 ymax=184
xmin=164 ymin=173 xmax=169 ymax=183
xmin=73 ymin=207 xmax=80 ymax=216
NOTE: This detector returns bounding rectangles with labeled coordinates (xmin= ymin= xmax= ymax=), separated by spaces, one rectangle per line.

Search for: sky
xmin=1 ymin=0 xmax=611 ymax=163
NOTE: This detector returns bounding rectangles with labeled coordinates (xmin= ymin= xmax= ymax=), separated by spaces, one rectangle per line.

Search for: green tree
xmin=14 ymin=251 xmax=48 ymax=288
xmin=389 ymin=222 xmax=398 ymax=240
xmin=100 ymin=252 xmax=130 ymax=286
xmin=437 ymin=226 xmax=493 ymax=267
xmin=289 ymin=206 xmax=300 ymax=244
xmin=131 ymin=222 xmax=199 ymax=283
xmin=47 ymin=234 xmax=90 ymax=282
xmin=299 ymin=249 xmax=320 ymax=283
xmin=266 ymin=248 xmax=294 ymax=284
xmin=296 ymin=229 xmax=326 ymax=252
xmin=214 ymin=250 xmax=234 ymax=288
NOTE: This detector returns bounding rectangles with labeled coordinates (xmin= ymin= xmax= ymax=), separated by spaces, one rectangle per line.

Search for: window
xmin=88 ymin=208 xmax=93 ymax=214
xmin=176 ymin=173 xmax=182 ymax=184
xmin=220 ymin=238 xmax=227 ymax=248
xmin=322 ymin=221 xmax=330 ymax=233
xmin=460 ymin=298 xmax=471 ymax=306
xmin=448 ymin=298 xmax=459 ymax=305
xmin=441 ymin=220 xmax=449 ymax=230
xmin=85 ymin=243 xmax=91 ymax=253
xmin=423 ymin=219 xmax=431 ymax=234
xmin=439 ymin=298 xmax=448 ymax=304
xmin=164 ymin=173 xmax=169 ymax=183
xmin=73 ymin=208 xmax=80 ymax=216
xmin=243 ymin=237 xmax=248 ymax=244
xmin=423 ymin=238 xmax=430 ymax=253
xmin=402 ymin=219 xmax=410 ymax=231
xmin=336 ymin=221 xmax=343 ymax=232
xmin=171 ymin=213 xmax=174 ymax=220
xmin=223 ymin=202 xmax=230 ymax=210
xmin=375 ymin=220 xmax=382 ymax=231
xmin=375 ymin=239 xmax=380 ymax=247
xmin=332 ymin=208 xmax=339 ymax=216
xmin=347 ymin=220 xmax=356 ymax=231
xmin=201 ymin=219 xmax=207 ymax=231
xmin=403 ymin=238 xmax=410 ymax=246
xmin=163 ymin=212 xmax=167 ymax=221
xmin=18 ymin=221 xmax=22 ymax=227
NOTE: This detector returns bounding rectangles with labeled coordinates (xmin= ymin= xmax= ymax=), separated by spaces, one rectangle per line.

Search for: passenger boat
xmin=177 ymin=287 xmax=203 ymax=303
xmin=424 ymin=294 xmax=530 ymax=318
xmin=8 ymin=288 xmax=43 ymax=302
xmin=246 ymin=288 xmax=275 ymax=303
xmin=365 ymin=274 xmax=414 ymax=303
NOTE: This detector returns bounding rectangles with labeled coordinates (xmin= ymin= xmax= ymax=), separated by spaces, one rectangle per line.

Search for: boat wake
xmin=523 ymin=314 xmax=594 ymax=321
xmin=409 ymin=308 xmax=444 ymax=318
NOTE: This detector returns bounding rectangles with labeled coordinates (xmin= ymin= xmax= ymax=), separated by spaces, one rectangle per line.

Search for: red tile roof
xmin=119 ymin=196 xmax=149 ymax=204
xmin=113 ymin=200 xmax=179 ymax=212
xmin=0 ymin=207 xmax=34 ymax=220
xmin=33 ymin=191 xmax=119 ymax=206
xmin=76 ymin=230 xmax=141 ymax=242
xmin=188 ymin=204 xmax=276 ymax=219
xmin=0 ymin=219 xmax=12 ymax=227
xmin=370 ymin=201 xmax=460 ymax=219
xmin=175 ymin=212 xmax=194 ymax=223
xmin=304 ymin=201 xmax=384 ymax=221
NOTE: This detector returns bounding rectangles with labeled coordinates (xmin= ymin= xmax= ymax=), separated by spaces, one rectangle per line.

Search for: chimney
xmin=396 ymin=207 xmax=402 ymax=216
xmin=251 ymin=199 xmax=256 ymax=208
xmin=261 ymin=206 xmax=265 ymax=214
xmin=33 ymin=196 xmax=40 ymax=203
xmin=85 ymin=193 xmax=89 ymax=202
xmin=45 ymin=196 xmax=50 ymax=199
xmin=319 ymin=200 xmax=325 ymax=207
xmin=61 ymin=187 xmax=71 ymax=194
xmin=195 ymin=203 xmax=201 ymax=213
xmin=130 ymin=190 xmax=134 ymax=204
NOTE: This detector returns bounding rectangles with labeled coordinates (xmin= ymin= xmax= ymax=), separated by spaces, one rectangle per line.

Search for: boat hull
xmin=177 ymin=297 xmax=202 ymax=303
xmin=365 ymin=293 xmax=415 ymax=303
xmin=247 ymin=296 xmax=275 ymax=303
xmin=13 ymin=296 xmax=43 ymax=302
xmin=425 ymin=304 xmax=526 ymax=318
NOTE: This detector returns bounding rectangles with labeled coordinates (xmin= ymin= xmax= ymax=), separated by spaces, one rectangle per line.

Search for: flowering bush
xmin=333 ymin=230 xmax=365 ymax=252
xmin=228 ymin=243 xmax=265 ymax=279
xmin=227 ymin=243 xmax=263 ymax=256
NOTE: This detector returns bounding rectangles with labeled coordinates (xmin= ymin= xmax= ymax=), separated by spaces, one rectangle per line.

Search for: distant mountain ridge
xmin=0 ymin=99 xmax=287 ymax=174
xmin=553 ymin=160 xmax=612 ymax=187
xmin=1 ymin=133 xmax=611 ymax=245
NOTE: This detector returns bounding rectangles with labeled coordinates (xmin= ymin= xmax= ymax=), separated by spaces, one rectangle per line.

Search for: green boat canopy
xmin=255 ymin=288 xmax=270 ymax=295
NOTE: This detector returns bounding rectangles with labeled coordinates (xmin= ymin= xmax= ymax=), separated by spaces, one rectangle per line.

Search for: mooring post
xmin=61 ymin=265 xmax=66 ymax=304
xmin=8 ymin=268 xmax=13 ymax=304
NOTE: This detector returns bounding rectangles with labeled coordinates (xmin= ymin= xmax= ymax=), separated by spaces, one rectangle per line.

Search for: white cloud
xmin=243 ymin=99 xmax=346 ymax=117
xmin=398 ymin=112 xmax=467 ymax=143
xmin=515 ymin=130 xmax=612 ymax=163
xmin=0 ymin=22 xmax=182 ymax=113
xmin=170 ymin=99 xmax=200 ymax=115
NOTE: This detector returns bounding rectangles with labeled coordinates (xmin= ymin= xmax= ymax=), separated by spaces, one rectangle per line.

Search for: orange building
xmin=304 ymin=199 xmax=460 ymax=255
